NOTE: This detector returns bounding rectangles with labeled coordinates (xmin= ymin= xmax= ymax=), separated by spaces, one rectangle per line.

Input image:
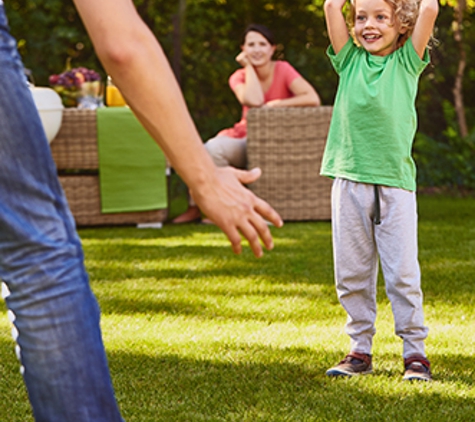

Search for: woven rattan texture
xmin=59 ymin=175 xmax=167 ymax=226
xmin=247 ymin=106 xmax=333 ymax=221
xmin=50 ymin=109 xmax=98 ymax=170
xmin=50 ymin=109 xmax=167 ymax=226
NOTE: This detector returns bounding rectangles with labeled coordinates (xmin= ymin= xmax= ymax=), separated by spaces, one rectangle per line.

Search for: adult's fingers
xmin=212 ymin=207 xmax=269 ymax=258
xmin=232 ymin=167 xmax=283 ymax=229
xmin=229 ymin=200 xmax=279 ymax=257
xmin=235 ymin=218 xmax=265 ymax=258
xmin=253 ymin=195 xmax=284 ymax=230
xmin=220 ymin=224 xmax=243 ymax=256
xmin=232 ymin=167 xmax=262 ymax=185
xmin=248 ymin=213 xmax=274 ymax=254
xmin=192 ymin=166 xmax=283 ymax=257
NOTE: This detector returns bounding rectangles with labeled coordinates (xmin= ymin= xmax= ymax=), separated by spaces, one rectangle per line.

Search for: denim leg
xmin=0 ymin=7 xmax=123 ymax=421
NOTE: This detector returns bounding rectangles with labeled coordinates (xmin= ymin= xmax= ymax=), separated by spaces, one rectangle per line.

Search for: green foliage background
xmin=4 ymin=0 xmax=475 ymax=188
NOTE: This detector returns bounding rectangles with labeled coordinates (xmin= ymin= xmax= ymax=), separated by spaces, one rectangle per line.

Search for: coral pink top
xmin=218 ymin=61 xmax=301 ymax=138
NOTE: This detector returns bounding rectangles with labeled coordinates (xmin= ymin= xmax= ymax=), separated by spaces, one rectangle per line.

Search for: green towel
xmin=96 ymin=107 xmax=167 ymax=213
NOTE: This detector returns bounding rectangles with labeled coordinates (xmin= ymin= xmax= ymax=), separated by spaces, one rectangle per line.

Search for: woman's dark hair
xmin=241 ymin=24 xmax=276 ymax=46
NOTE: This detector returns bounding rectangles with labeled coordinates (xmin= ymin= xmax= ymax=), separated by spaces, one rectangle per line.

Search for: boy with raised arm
xmin=321 ymin=0 xmax=438 ymax=380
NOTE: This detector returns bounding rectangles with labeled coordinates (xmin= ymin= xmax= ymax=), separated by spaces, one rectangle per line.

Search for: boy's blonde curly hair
xmin=347 ymin=0 xmax=421 ymax=49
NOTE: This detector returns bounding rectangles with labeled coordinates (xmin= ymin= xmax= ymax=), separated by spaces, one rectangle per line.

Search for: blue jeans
xmin=0 ymin=7 xmax=124 ymax=421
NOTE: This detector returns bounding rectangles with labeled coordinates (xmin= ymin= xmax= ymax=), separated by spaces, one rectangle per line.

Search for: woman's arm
xmin=232 ymin=52 xmax=266 ymax=107
xmin=73 ymin=0 xmax=283 ymax=257
xmin=265 ymin=77 xmax=321 ymax=108
xmin=411 ymin=0 xmax=439 ymax=58
xmin=324 ymin=0 xmax=350 ymax=55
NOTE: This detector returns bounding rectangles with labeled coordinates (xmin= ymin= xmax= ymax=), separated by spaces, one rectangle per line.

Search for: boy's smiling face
xmin=353 ymin=0 xmax=407 ymax=56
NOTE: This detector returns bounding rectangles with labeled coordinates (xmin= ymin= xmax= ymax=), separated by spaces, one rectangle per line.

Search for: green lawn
xmin=1 ymin=195 xmax=474 ymax=421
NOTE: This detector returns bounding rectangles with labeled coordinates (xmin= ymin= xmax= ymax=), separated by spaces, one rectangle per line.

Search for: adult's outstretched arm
xmin=72 ymin=0 xmax=283 ymax=257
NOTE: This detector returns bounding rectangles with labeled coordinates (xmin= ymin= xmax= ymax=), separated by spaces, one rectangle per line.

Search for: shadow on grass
xmin=85 ymin=231 xmax=339 ymax=322
xmin=78 ymin=195 xmax=475 ymax=305
xmin=83 ymin=224 xmax=340 ymax=322
xmin=84 ymin=251 xmax=334 ymax=284
xmin=106 ymin=346 xmax=475 ymax=422
xmin=2 ymin=337 xmax=474 ymax=422
xmin=94 ymin=290 xmax=343 ymax=323
xmin=417 ymin=195 xmax=475 ymax=222
xmin=0 ymin=337 xmax=33 ymax=422
xmin=80 ymin=222 xmax=336 ymax=293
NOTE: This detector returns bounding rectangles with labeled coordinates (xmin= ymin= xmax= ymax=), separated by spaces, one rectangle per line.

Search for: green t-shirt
xmin=320 ymin=38 xmax=429 ymax=191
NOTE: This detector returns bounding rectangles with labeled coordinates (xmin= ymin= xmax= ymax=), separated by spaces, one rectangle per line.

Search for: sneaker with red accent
xmin=326 ymin=352 xmax=373 ymax=377
xmin=403 ymin=355 xmax=432 ymax=382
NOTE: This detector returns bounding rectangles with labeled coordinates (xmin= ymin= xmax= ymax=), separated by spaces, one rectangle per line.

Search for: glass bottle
xmin=106 ymin=76 xmax=126 ymax=107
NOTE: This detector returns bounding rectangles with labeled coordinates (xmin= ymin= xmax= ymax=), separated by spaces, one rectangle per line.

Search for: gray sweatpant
xmin=331 ymin=178 xmax=428 ymax=358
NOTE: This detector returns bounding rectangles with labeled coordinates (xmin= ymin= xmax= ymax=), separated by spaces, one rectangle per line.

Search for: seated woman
xmin=173 ymin=23 xmax=321 ymax=223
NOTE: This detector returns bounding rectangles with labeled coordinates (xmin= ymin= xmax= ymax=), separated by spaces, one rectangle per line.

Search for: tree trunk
xmin=172 ymin=0 xmax=187 ymax=86
xmin=453 ymin=0 xmax=468 ymax=138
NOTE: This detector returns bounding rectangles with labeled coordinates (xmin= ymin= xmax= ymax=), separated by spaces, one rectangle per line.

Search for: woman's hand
xmin=233 ymin=52 xmax=265 ymax=107
xmin=263 ymin=99 xmax=281 ymax=108
xmin=236 ymin=51 xmax=251 ymax=67
xmin=263 ymin=77 xmax=321 ymax=108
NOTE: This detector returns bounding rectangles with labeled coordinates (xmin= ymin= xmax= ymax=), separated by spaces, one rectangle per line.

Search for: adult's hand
xmin=236 ymin=51 xmax=251 ymax=67
xmin=190 ymin=167 xmax=283 ymax=258
xmin=263 ymin=99 xmax=281 ymax=108
xmin=73 ymin=0 xmax=282 ymax=257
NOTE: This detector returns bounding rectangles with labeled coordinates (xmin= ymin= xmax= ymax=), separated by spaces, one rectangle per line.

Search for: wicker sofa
xmin=247 ymin=106 xmax=333 ymax=221
xmin=50 ymin=108 xmax=168 ymax=226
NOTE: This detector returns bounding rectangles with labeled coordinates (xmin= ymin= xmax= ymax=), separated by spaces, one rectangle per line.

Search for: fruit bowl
xmin=49 ymin=67 xmax=102 ymax=108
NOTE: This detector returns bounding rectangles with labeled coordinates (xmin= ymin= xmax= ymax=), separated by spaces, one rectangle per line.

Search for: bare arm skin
xmin=265 ymin=77 xmax=321 ymax=108
xmin=411 ymin=0 xmax=439 ymax=58
xmin=233 ymin=52 xmax=266 ymax=107
xmin=233 ymin=51 xmax=321 ymax=108
xmin=73 ymin=0 xmax=283 ymax=257
xmin=324 ymin=0 xmax=350 ymax=55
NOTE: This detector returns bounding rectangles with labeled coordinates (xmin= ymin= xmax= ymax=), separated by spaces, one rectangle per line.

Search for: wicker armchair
xmin=247 ymin=106 xmax=333 ymax=221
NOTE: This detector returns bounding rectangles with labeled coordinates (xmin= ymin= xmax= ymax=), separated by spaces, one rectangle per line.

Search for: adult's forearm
xmin=73 ymin=0 xmax=284 ymax=258
xmin=73 ymin=0 xmax=216 ymax=192
xmin=241 ymin=65 xmax=265 ymax=107
xmin=266 ymin=93 xmax=321 ymax=108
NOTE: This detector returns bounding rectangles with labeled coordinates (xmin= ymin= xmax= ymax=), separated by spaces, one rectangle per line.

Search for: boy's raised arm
xmin=324 ymin=0 xmax=350 ymax=54
xmin=411 ymin=0 xmax=439 ymax=58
